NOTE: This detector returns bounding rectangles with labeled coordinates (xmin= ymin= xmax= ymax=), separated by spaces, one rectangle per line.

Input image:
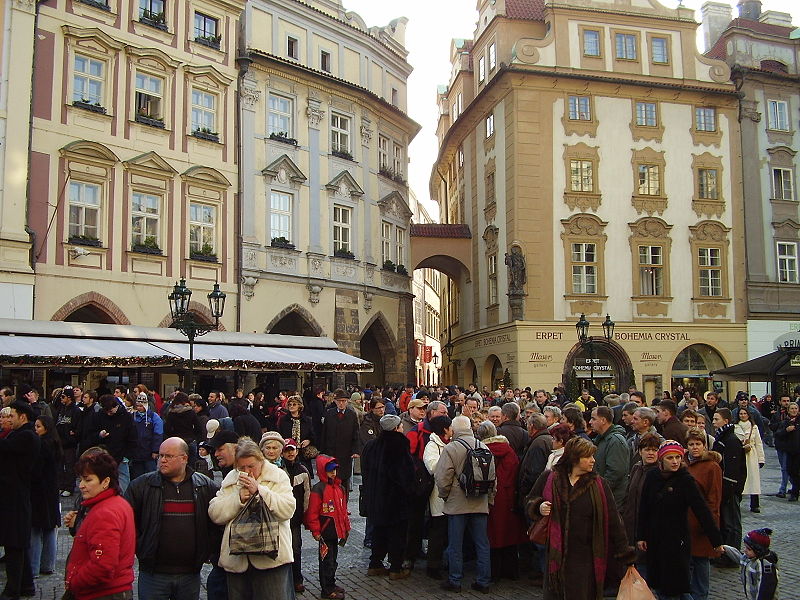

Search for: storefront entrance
xmin=671 ymin=344 xmax=726 ymax=397
xmin=563 ymin=340 xmax=633 ymax=395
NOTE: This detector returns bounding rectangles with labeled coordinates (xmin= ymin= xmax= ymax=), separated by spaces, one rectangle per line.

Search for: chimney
xmin=760 ymin=11 xmax=794 ymax=27
xmin=701 ymin=2 xmax=733 ymax=52
xmin=737 ymin=0 xmax=762 ymax=20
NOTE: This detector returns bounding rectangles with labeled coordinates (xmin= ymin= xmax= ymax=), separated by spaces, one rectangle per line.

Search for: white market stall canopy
xmin=0 ymin=319 xmax=372 ymax=372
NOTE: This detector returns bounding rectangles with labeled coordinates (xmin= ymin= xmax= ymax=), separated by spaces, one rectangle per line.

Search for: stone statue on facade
xmin=505 ymin=245 xmax=526 ymax=294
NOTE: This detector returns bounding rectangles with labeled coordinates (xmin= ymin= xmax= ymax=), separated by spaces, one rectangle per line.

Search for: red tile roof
xmin=505 ymin=0 xmax=545 ymax=21
xmin=706 ymin=17 xmax=795 ymax=60
xmin=410 ymin=224 xmax=472 ymax=238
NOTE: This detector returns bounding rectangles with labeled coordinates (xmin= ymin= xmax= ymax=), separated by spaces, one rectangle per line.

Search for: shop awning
xmin=709 ymin=350 xmax=800 ymax=382
xmin=0 ymin=319 xmax=372 ymax=372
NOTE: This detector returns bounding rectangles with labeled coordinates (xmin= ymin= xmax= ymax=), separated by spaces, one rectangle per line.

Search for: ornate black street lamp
xmin=168 ymin=278 xmax=226 ymax=392
xmin=574 ymin=313 xmax=614 ymax=386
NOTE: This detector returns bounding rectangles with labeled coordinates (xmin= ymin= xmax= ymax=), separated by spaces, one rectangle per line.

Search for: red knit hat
xmin=744 ymin=528 xmax=772 ymax=556
xmin=657 ymin=440 xmax=685 ymax=460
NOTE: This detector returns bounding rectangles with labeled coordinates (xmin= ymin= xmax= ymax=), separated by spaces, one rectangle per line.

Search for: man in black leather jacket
xmin=712 ymin=408 xmax=747 ymax=567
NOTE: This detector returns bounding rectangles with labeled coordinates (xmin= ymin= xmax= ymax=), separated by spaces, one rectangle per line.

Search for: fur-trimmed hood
xmin=687 ymin=450 xmax=722 ymax=465
xmin=482 ymin=435 xmax=509 ymax=446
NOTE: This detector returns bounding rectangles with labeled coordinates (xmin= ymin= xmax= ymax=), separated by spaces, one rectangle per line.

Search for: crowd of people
xmin=0 ymin=380 xmax=792 ymax=600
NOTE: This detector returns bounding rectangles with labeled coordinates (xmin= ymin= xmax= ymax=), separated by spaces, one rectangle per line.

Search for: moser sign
xmin=774 ymin=332 xmax=800 ymax=351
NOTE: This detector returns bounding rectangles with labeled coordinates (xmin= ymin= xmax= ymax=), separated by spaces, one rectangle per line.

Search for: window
xmin=268 ymin=94 xmax=293 ymax=136
xmin=698 ymin=247 xmax=722 ymax=296
xmin=773 ymin=168 xmax=794 ymax=200
xmin=331 ymin=113 xmax=350 ymax=154
xmin=488 ymin=43 xmax=496 ymax=70
xmin=393 ymin=143 xmax=404 ymax=176
xmin=73 ymin=55 xmax=104 ymax=104
xmin=391 ymin=88 xmax=398 ymax=106
xmin=396 ymin=227 xmax=406 ymax=266
xmin=637 ymin=164 xmax=660 ymax=195
xmin=131 ymin=192 xmax=160 ymax=246
xmin=638 ymin=245 xmax=663 ymax=295
xmin=378 ymin=136 xmax=389 ymax=169
xmin=767 ymin=100 xmax=789 ymax=131
xmin=485 ymin=172 xmax=495 ymax=204
xmin=570 ymin=160 xmax=594 ymax=192
xmin=615 ymin=33 xmax=637 ymax=60
xmin=333 ymin=205 xmax=351 ymax=253
xmin=651 ymin=37 xmax=668 ymax=63
xmin=270 ymin=191 xmax=292 ymax=241
xmin=135 ymin=72 xmax=163 ymax=120
xmin=635 ymin=101 xmax=657 ymax=127
xmin=488 ymin=254 xmax=498 ymax=304
xmin=457 ymin=93 xmax=463 ymax=117
xmin=485 ymin=113 xmax=494 ymax=138
xmin=458 ymin=146 xmax=464 ymax=168
xmin=320 ymin=51 xmax=331 ymax=73
xmin=189 ymin=203 xmax=216 ymax=254
xmin=695 ymin=107 xmax=716 ymax=132
xmin=68 ymin=182 xmax=101 ymax=240
xmin=190 ymin=89 xmax=215 ymax=133
xmin=287 ymin=36 xmax=298 ymax=59
xmin=139 ymin=0 xmax=164 ymax=20
xmin=571 ymin=243 xmax=596 ymax=294
xmin=381 ymin=222 xmax=391 ymax=263
xmin=583 ymin=30 xmax=600 ymax=56
xmin=777 ymin=242 xmax=798 ymax=283
xmin=698 ymin=168 xmax=718 ymax=200
xmin=568 ymin=95 xmax=591 ymax=120
xmin=194 ymin=12 xmax=217 ymax=39
xmin=478 ymin=56 xmax=486 ymax=82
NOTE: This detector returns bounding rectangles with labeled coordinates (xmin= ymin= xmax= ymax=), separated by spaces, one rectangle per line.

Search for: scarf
xmin=291 ymin=416 xmax=301 ymax=445
xmin=546 ymin=470 xmax=609 ymax=599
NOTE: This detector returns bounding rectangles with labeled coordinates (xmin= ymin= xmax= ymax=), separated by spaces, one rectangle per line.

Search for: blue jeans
xmin=777 ymin=449 xmax=789 ymax=494
xmin=28 ymin=527 xmax=57 ymax=573
xmin=685 ymin=555 xmax=710 ymax=600
xmin=138 ymin=571 xmax=201 ymax=600
xmin=130 ymin=458 xmax=157 ymax=482
xmin=446 ymin=513 xmax=490 ymax=587
xmin=118 ymin=459 xmax=131 ymax=493
xmin=206 ymin=565 xmax=228 ymax=600
xmin=226 ymin=563 xmax=295 ymax=600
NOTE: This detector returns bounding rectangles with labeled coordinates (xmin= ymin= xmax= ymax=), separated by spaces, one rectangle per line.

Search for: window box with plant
xmin=269 ymin=131 xmax=298 ymax=146
xmin=131 ymin=236 xmax=162 ymax=255
xmin=382 ymin=259 xmax=396 ymax=272
xmin=396 ymin=264 xmax=409 ymax=276
xmin=69 ymin=235 xmax=101 ymax=247
xmin=136 ymin=110 xmax=165 ymax=129
xmin=378 ymin=166 xmax=406 ymax=186
xmin=194 ymin=34 xmax=221 ymax=50
xmin=140 ymin=9 xmax=167 ymax=31
xmin=72 ymin=99 xmax=107 ymax=115
xmin=333 ymin=248 xmax=355 ymax=260
xmin=270 ymin=236 xmax=295 ymax=250
xmin=192 ymin=127 xmax=219 ymax=142
xmin=331 ymin=148 xmax=354 ymax=161
xmin=190 ymin=243 xmax=217 ymax=262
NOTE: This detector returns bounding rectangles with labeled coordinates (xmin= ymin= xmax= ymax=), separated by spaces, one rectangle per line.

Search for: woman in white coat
xmin=734 ymin=407 xmax=765 ymax=513
xmin=208 ymin=438 xmax=297 ymax=599
xmin=423 ymin=415 xmax=452 ymax=580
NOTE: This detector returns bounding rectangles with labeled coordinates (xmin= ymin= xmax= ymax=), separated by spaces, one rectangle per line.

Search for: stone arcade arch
xmin=463 ymin=358 xmax=478 ymax=389
xmin=562 ymin=339 xmax=634 ymax=393
xmin=265 ymin=304 xmax=324 ymax=337
xmin=483 ymin=354 xmax=503 ymax=390
xmin=359 ymin=312 xmax=398 ymax=386
xmin=52 ymin=292 xmax=130 ymax=325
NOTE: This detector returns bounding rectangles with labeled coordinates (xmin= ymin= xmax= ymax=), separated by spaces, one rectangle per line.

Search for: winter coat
xmin=233 ymin=413 xmax=263 ymax=442
xmin=65 ymin=489 xmax=135 ymax=600
xmin=407 ymin=418 xmax=433 ymax=459
xmin=278 ymin=413 xmax=315 ymax=448
xmin=518 ymin=429 xmax=553 ymax=503
xmin=320 ymin=405 xmax=360 ymax=481
xmin=713 ymin=423 xmax=748 ymax=495
xmin=0 ymin=422 xmax=40 ymax=547
xmin=305 ymin=455 xmax=350 ymax=540
xmin=282 ymin=459 xmax=310 ymax=527
xmin=686 ymin=450 xmax=723 ymax=558
xmin=76 ymin=404 xmax=101 ymax=453
xmin=163 ymin=404 xmax=204 ymax=445
xmin=775 ymin=414 xmax=800 ymax=454
xmin=207 ymin=402 xmax=229 ymax=420
xmin=434 ymin=430 xmax=496 ymax=515
xmin=659 ymin=416 xmax=689 ymax=446
xmin=734 ymin=420 xmax=765 ymax=495
xmin=132 ymin=409 xmax=163 ymax=461
xmin=94 ymin=405 xmax=138 ymax=462
xmin=423 ymin=433 xmax=447 ymax=517
xmin=722 ymin=546 xmax=779 ymax=600
xmin=622 ymin=461 xmax=658 ymax=561
xmin=31 ymin=436 xmax=61 ymax=530
xmin=637 ymin=467 xmax=723 ymax=595
xmin=400 ymin=411 xmax=419 ymax=434
xmin=209 ymin=457 xmax=295 ymax=573
xmin=497 ymin=420 xmax=528 ymax=459
xmin=124 ymin=469 xmax=220 ymax=572
xmin=361 ymin=430 xmax=415 ymax=526
xmin=484 ymin=436 xmax=527 ymax=548
xmin=55 ymin=402 xmax=82 ymax=449
xmin=358 ymin=412 xmax=382 ymax=448
xmin=593 ymin=423 xmax=630 ymax=510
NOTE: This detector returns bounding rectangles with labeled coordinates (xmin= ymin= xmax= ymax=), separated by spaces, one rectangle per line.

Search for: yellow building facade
xmin=430 ymin=0 xmax=749 ymax=400
xmin=238 ymin=0 xmax=420 ymax=385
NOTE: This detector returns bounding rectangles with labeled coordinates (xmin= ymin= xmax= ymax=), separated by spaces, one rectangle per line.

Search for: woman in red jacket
xmin=65 ymin=452 xmax=135 ymax=600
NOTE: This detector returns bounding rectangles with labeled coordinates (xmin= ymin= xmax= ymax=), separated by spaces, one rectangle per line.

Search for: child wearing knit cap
xmin=722 ymin=528 xmax=779 ymax=600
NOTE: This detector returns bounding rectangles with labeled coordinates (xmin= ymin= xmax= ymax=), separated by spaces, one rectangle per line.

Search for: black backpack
xmin=456 ymin=438 xmax=496 ymax=497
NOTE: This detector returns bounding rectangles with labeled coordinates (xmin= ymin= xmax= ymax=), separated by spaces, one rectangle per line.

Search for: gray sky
xmin=342 ymin=0 xmax=798 ymax=219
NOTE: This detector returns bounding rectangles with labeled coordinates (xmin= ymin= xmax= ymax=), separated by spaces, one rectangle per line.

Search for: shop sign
xmin=474 ymin=333 xmax=512 ymax=348
xmin=529 ymin=352 xmax=554 ymax=362
xmin=614 ymin=331 xmax=690 ymax=341
xmin=573 ymin=358 xmax=613 ymax=372
xmin=775 ymin=332 xmax=800 ymax=351
xmin=535 ymin=331 xmax=563 ymax=340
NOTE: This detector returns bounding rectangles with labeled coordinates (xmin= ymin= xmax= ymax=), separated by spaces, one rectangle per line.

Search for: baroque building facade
xmin=238 ymin=0 xmax=419 ymax=385
xmin=429 ymin=0 xmax=749 ymax=398
xmin=703 ymin=1 xmax=799 ymax=393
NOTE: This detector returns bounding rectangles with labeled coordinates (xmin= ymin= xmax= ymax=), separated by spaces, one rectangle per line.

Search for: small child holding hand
xmin=722 ymin=528 xmax=779 ymax=600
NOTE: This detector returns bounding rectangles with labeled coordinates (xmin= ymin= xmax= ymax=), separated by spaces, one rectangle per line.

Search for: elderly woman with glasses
xmin=277 ymin=395 xmax=316 ymax=474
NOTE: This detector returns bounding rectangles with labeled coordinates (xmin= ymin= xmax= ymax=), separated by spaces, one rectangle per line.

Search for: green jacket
xmin=594 ymin=423 xmax=630 ymax=510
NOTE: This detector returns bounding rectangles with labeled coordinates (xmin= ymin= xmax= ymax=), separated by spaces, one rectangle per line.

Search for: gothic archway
xmin=359 ymin=312 xmax=398 ymax=386
xmin=52 ymin=292 xmax=130 ymax=325
xmin=265 ymin=304 xmax=324 ymax=337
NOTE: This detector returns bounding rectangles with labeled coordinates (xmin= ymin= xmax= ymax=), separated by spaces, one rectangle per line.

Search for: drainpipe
xmin=234 ymin=51 xmax=253 ymax=334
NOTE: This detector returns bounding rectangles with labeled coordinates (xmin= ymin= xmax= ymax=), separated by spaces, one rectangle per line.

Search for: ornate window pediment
xmin=62 ymin=26 xmax=125 ymax=52
xmin=378 ymin=191 xmax=412 ymax=221
xmin=262 ymin=154 xmax=307 ymax=188
xmin=325 ymin=170 xmax=364 ymax=199
xmin=60 ymin=140 xmax=119 ymax=166
xmin=184 ymin=65 xmax=233 ymax=89
xmin=482 ymin=225 xmax=499 ymax=253
xmin=123 ymin=151 xmax=176 ymax=176
xmin=181 ymin=166 xmax=231 ymax=189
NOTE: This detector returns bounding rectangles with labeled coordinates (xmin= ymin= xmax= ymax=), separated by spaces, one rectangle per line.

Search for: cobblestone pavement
xmin=6 ymin=448 xmax=796 ymax=599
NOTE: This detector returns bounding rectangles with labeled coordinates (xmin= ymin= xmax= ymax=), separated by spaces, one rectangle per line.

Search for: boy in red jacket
xmin=306 ymin=455 xmax=351 ymax=599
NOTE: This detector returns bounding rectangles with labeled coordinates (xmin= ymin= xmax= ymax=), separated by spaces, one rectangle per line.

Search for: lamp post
xmin=168 ymin=278 xmax=226 ymax=392
xmin=574 ymin=313 xmax=614 ymax=388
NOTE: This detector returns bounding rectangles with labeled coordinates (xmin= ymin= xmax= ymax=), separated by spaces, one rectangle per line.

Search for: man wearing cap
xmin=712 ymin=408 xmax=748 ymax=568
xmin=401 ymin=399 xmax=426 ymax=434
xmin=125 ymin=437 xmax=220 ymax=600
xmin=280 ymin=438 xmax=311 ymax=593
xmin=0 ymin=402 xmax=41 ymax=600
xmin=320 ymin=389 xmax=360 ymax=496
xmin=94 ymin=394 xmax=138 ymax=492
xmin=55 ymin=387 xmax=82 ymax=496
xmin=17 ymin=384 xmax=52 ymax=420
xmin=361 ymin=414 xmax=415 ymax=579
xmin=130 ymin=395 xmax=164 ymax=481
